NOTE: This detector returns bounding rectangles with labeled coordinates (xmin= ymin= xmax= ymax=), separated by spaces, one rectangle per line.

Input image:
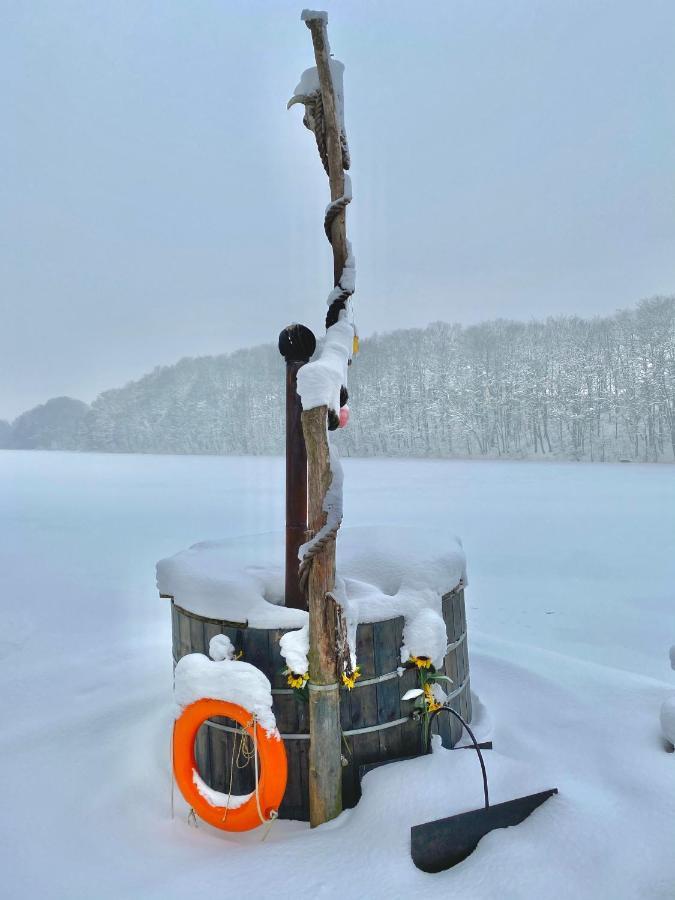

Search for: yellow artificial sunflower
xmin=286 ymin=670 xmax=309 ymax=690
xmin=341 ymin=666 xmax=361 ymax=690
xmin=423 ymin=682 xmax=442 ymax=713
xmin=409 ymin=655 xmax=432 ymax=669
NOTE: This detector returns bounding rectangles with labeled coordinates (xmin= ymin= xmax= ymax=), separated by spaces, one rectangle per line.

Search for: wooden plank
xmin=377 ymin=677 xmax=402 ymax=757
xmin=449 ymin=588 xmax=459 ymax=630
xmin=444 ymin=642 xmax=460 ymax=687
xmin=339 ymin=687 xmax=352 ymax=731
xmin=273 ymin=693 xmax=300 ymax=735
xmin=189 ymin=615 xmax=206 ymax=656
xmin=194 ymin=721 xmax=211 ymax=782
xmin=434 ymin=701 xmax=454 ymax=749
xmin=349 ymin=622 xmax=380 ymax=767
xmin=349 ymin=683 xmax=377 ymax=728
xmin=447 ymin=689 xmax=463 ymax=746
xmin=355 ymin=623 xmax=376 ymax=678
xmin=268 ymin=628 xmax=290 ymax=689
xmin=372 ymin=617 xmax=403 ymax=758
xmin=297 ymin=695 xmax=310 ymax=734
xmin=206 ymin=719 xmax=256 ymax=798
xmin=455 ymin=636 xmax=467 ymax=688
xmin=177 ymin=607 xmax=192 ymax=660
xmin=296 ymin=738 xmax=311 ymax=822
xmin=441 ymin=592 xmax=453 ymax=643
xmin=171 ymin=602 xmax=180 ymax=664
xmin=458 ymin=679 xmax=469 ymax=723
xmin=397 ymin=665 xmax=421 ymax=755
xmin=400 ymin=717 xmax=423 ymax=757
xmin=242 ymin=628 xmax=271 ymax=679
xmin=342 ymin=755 xmax=360 ymax=809
xmin=208 ymin=721 xmax=229 ymax=793
xmin=373 ymin=616 xmax=402 ymax=674
xmin=278 ymin=738 xmax=302 ymax=819
xmin=232 ymin=727 xmax=256 ymax=795
xmin=463 ymin=675 xmax=473 ymax=721
xmin=458 ymin=589 xmax=467 ymax=634
xmin=442 ymin=590 xmax=467 ymax=746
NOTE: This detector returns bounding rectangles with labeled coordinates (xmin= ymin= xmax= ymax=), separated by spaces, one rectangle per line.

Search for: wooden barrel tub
xmin=169 ymin=584 xmax=471 ymax=821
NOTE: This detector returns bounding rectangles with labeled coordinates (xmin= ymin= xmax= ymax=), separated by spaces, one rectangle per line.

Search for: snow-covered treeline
xmin=340 ymin=296 xmax=675 ymax=463
xmin=3 ymin=297 xmax=674 ymax=462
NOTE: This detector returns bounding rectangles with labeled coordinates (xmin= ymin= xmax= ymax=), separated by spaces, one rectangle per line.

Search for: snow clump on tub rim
xmin=174 ymin=653 xmax=277 ymax=737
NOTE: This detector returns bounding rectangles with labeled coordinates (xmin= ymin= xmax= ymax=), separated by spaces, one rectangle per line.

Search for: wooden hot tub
xmin=168 ymin=582 xmax=471 ymax=822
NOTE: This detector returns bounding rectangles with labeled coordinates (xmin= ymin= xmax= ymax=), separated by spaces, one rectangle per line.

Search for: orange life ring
xmin=173 ymin=698 xmax=287 ymax=832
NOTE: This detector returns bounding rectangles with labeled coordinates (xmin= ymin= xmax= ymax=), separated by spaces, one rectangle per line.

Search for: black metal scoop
xmin=411 ymin=706 xmax=558 ymax=873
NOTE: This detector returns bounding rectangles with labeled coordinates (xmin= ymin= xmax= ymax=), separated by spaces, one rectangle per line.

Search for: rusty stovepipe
xmin=278 ymin=324 xmax=316 ymax=610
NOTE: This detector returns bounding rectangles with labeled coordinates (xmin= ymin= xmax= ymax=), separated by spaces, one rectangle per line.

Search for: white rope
xmin=445 ymin=630 xmax=467 ymax=654
xmin=272 ymin=669 xmax=401 ymax=694
xmin=251 ymin=716 xmax=279 ymax=841
xmin=307 ymin=681 xmax=339 ymax=692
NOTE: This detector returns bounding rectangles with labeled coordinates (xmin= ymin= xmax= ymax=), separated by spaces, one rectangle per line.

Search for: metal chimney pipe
xmin=278 ymin=323 xmax=316 ymax=610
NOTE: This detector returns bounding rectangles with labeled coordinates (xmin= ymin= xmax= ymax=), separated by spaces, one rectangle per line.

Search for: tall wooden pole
xmin=300 ymin=13 xmax=350 ymax=827
xmin=305 ymin=18 xmax=348 ymax=282
xmin=304 ymin=406 xmax=342 ymax=826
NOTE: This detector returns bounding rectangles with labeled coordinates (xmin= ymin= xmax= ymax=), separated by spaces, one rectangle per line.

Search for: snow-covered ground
xmin=1 ymin=450 xmax=674 ymax=899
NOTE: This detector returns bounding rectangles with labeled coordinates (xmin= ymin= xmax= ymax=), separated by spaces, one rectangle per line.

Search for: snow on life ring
xmin=173 ymin=698 xmax=287 ymax=832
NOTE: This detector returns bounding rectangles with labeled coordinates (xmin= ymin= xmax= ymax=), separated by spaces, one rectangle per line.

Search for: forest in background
xmin=3 ymin=297 xmax=674 ymax=463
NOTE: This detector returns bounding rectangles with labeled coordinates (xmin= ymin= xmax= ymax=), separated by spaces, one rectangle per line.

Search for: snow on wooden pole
xmin=287 ymin=9 xmax=355 ymax=827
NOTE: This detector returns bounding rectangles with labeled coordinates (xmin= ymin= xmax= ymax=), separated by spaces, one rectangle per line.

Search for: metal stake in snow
xmin=287 ymin=9 xmax=356 ymax=827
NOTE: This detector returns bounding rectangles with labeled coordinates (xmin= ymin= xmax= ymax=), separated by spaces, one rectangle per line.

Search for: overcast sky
xmin=2 ymin=0 xmax=674 ymax=419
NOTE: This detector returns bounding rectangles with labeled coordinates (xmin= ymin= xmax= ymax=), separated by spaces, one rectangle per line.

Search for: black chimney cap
xmin=278 ymin=323 xmax=316 ymax=363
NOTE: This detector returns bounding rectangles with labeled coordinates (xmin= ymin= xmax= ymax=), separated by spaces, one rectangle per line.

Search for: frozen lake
xmin=4 ymin=451 xmax=673 ymax=677
xmin=1 ymin=451 xmax=674 ymax=898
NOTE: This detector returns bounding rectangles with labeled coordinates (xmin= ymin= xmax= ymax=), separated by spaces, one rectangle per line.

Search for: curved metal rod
xmin=427 ymin=705 xmax=490 ymax=810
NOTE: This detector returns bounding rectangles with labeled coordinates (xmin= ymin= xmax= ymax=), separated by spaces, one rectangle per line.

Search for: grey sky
xmin=2 ymin=0 xmax=674 ymax=419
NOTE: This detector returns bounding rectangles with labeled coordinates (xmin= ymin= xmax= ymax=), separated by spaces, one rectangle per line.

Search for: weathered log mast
xmin=288 ymin=10 xmax=353 ymax=826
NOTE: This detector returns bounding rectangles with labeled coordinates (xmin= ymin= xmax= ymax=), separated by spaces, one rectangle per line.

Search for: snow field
xmin=1 ymin=451 xmax=674 ymax=899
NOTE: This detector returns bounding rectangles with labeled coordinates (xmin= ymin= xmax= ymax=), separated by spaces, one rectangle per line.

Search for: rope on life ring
xmin=172 ymin=699 xmax=287 ymax=832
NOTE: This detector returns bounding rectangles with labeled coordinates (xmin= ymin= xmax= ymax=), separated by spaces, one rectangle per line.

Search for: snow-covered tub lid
xmin=156 ymin=526 xmax=467 ymax=630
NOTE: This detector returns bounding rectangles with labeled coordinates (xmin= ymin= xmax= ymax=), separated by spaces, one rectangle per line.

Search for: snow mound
xmin=401 ymin=606 xmax=449 ymax=667
xmin=660 ymin=696 xmax=675 ymax=746
xmin=174 ymin=653 xmax=277 ymax=736
xmin=208 ymin=633 xmax=235 ymax=661
xmin=158 ymin=526 xmax=465 ymax=623
xmin=161 ymin=527 xmax=466 ymax=672
xmin=192 ymin=771 xmax=252 ymax=810
xmin=156 ymin=532 xmax=305 ymax=627
xmin=279 ymin=623 xmax=309 ymax=675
